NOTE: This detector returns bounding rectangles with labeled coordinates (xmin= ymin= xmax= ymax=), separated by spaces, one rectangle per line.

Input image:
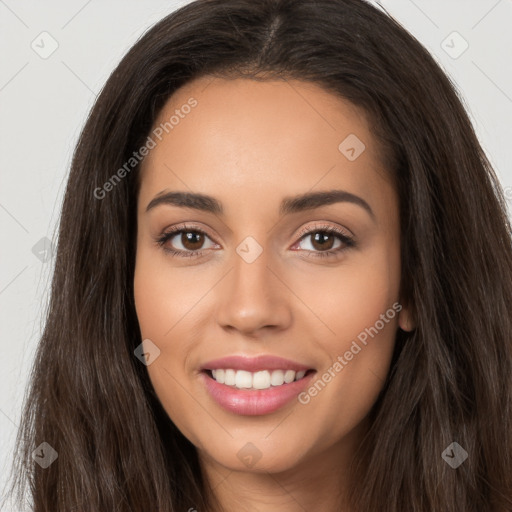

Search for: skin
xmin=133 ymin=76 xmax=415 ymax=512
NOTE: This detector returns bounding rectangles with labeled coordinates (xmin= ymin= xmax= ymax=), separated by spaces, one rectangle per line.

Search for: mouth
xmin=202 ymin=368 xmax=316 ymax=390
xmin=200 ymin=367 xmax=317 ymax=416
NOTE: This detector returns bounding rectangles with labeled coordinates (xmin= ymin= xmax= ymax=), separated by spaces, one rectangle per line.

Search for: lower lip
xmin=200 ymin=370 xmax=316 ymax=416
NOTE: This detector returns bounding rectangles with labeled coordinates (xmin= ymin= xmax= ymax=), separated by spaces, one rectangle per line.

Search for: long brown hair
xmin=4 ymin=0 xmax=512 ymax=510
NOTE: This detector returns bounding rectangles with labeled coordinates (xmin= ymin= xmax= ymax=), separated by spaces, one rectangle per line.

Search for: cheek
xmin=133 ymin=245 xmax=211 ymax=443
xmin=290 ymin=242 xmax=400 ymax=348
xmin=133 ymin=240 xmax=208 ymax=340
xmin=329 ymin=269 xmax=398 ymax=349
xmin=289 ymin=245 xmax=400 ymax=416
xmin=133 ymin=246 xmax=202 ymax=376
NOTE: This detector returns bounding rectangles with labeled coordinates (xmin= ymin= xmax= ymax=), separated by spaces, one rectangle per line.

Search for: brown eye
xmin=295 ymin=229 xmax=352 ymax=253
xmin=179 ymin=231 xmax=205 ymax=251
xmin=291 ymin=224 xmax=356 ymax=259
xmin=156 ymin=226 xmax=218 ymax=257
xmin=309 ymin=231 xmax=337 ymax=251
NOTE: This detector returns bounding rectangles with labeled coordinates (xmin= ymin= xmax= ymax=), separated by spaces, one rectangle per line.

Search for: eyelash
xmin=155 ymin=222 xmax=356 ymax=260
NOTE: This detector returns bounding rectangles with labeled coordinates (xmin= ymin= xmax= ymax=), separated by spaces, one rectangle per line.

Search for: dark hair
xmin=4 ymin=0 xmax=512 ymax=510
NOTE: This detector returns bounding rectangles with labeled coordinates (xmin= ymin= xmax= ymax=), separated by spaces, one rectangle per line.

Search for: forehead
xmin=137 ymin=77 xmax=393 ymax=218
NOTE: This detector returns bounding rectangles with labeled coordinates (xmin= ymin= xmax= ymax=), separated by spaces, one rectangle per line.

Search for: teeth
xmin=209 ymin=369 xmax=309 ymax=389
xmin=252 ymin=370 xmax=270 ymax=389
xmin=270 ymin=370 xmax=284 ymax=386
xmin=235 ymin=370 xmax=253 ymax=389
xmin=284 ymin=369 xmax=296 ymax=383
xmin=224 ymin=369 xmax=236 ymax=386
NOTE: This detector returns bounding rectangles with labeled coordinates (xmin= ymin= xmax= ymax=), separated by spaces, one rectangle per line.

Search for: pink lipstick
xmin=200 ymin=354 xmax=316 ymax=415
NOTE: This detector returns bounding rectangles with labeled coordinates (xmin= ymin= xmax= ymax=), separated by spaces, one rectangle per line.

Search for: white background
xmin=1 ymin=0 xmax=511 ymax=507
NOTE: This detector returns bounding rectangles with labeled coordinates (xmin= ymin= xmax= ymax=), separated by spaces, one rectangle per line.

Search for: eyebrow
xmin=145 ymin=189 xmax=375 ymax=221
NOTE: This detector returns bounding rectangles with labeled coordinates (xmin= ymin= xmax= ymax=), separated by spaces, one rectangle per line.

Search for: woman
xmin=5 ymin=0 xmax=512 ymax=510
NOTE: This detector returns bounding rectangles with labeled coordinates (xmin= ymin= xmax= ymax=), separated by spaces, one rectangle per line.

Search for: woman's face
xmin=134 ymin=76 xmax=413 ymax=477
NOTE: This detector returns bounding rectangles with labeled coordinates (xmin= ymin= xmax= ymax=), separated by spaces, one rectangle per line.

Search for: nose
xmin=214 ymin=245 xmax=292 ymax=336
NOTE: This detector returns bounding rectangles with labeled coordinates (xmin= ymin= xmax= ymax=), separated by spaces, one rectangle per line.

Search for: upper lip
xmin=201 ymin=355 xmax=315 ymax=373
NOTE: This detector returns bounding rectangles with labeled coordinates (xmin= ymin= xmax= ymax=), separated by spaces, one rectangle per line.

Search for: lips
xmin=199 ymin=354 xmax=317 ymax=415
xmin=200 ymin=354 xmax=314 ymax=373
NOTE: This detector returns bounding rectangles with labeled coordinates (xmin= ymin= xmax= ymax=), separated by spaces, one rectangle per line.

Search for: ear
xmin=397 ymin=301 xmax=416 ymax=332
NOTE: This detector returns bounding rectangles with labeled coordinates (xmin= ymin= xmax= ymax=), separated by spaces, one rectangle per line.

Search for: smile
xmin=199 ymin=354 xmax=317 ymax=415
xmin=208 ymin=368 xmax=312 ymax=389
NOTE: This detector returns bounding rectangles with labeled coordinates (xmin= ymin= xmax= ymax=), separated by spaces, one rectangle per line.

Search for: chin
xmin=204 ymin=437 xmax=310 ymax=474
